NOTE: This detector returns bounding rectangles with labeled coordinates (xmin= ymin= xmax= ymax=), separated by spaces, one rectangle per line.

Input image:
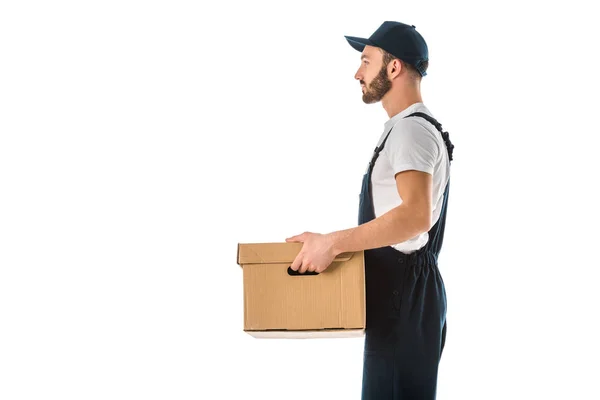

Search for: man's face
xmin=354 ymin=46 xmax=392 ymax=104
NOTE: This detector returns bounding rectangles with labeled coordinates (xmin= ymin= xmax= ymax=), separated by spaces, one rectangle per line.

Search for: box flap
xmin=237 ymin=242 xmax=353 ymax=266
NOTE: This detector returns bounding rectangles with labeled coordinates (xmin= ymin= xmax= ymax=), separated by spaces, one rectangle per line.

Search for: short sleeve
xmin=384 ymin=119 xmax=439 ymax=175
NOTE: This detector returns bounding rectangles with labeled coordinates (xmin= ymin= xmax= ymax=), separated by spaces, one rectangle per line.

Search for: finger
xmin=299 ymin=259 xmax=309 ymax=274
xmin=286 ymin=233 xmax=304 ymax=243
xmin=290 ymin=254 xmax=301 ymax=271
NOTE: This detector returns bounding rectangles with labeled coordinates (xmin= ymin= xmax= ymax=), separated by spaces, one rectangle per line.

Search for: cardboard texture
xmin=236 ymin=242 xmax=365 ymax=339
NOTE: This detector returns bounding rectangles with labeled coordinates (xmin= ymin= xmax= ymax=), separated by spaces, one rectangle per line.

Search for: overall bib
xmin=359 ymin=112 xmax=454 ymax=400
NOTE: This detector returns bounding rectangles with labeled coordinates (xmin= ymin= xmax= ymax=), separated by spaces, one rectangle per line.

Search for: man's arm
xmin=330 ymin=169 xmax=433 ymax=255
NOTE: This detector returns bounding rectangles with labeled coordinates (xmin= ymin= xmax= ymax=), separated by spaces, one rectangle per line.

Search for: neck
xmin=381 ymin=85 xmax=423 ymax=118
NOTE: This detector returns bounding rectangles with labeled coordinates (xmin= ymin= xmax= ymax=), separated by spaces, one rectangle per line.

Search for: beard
xmin=362 ymin=65 xmax=392 ymax=104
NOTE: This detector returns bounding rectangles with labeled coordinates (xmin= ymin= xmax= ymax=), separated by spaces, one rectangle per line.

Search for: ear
xmin=389 ymin=59 xmax=402 ymax=79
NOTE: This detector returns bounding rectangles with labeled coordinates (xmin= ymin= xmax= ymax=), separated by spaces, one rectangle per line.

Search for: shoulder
xmin=387 ymin=114 xmax=441 ymax=151
xmin=392 ymin=115 xmax=432 ymax=134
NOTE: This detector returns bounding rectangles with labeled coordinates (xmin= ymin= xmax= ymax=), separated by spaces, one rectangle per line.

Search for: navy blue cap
xmin=345 ymin=21 xmax=429 ymax=76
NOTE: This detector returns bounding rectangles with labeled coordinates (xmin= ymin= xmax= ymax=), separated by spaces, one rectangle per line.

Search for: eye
xmin=363 ymin=60 xmax=369 ymax=65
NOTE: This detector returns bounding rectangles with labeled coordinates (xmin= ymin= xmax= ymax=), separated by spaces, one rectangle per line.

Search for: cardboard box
xmin=236 ymin=242 xmax=365 ymax=339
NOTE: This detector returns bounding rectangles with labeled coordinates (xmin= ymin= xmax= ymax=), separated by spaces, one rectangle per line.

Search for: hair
xmin=380 ymin=49 xmax=428 ymax=80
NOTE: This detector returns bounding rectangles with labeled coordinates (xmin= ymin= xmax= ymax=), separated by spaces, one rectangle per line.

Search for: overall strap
xmin=369 ymin=126 xmax=393 ymax=169
xmin=404 ymin=112 xmax=455 ymax=162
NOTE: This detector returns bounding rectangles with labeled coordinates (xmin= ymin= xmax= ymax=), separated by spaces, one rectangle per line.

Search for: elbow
xmin=396 ymin=203 xmax=432 ymax=236
xmin=421 ymin=218 xmax=433 ymax=233
xmin=415 ymin=207 xmax=433 ymax=234
xmin=417 ymin=217 xmax=432 ymax=234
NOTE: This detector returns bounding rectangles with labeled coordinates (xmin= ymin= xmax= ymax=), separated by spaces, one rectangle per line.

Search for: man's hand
xmin=285 ymin=232 xmax=339 ymax=274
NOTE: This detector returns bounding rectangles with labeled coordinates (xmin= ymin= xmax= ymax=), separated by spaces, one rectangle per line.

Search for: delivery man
xmin=286 ymin=21 xmax=454 ymax=399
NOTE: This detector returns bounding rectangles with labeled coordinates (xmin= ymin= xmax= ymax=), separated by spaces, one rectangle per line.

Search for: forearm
xmin=330 ymin=205 xmax=430 ymax=254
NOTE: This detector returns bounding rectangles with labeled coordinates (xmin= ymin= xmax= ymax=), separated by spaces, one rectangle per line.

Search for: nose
xmin=354 ymin=68 xmax=362 ymax=81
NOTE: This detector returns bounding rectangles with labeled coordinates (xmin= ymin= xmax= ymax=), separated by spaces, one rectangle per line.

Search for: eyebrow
xmin=361 ymin=54 xmax=370 ymax=60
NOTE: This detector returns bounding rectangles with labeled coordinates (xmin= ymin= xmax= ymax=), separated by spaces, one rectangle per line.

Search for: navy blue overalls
xmin=358 ymin=112 xmax=454 ymax=400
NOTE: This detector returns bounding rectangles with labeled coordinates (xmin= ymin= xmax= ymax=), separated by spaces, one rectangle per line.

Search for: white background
xmin=1 ymin=1 xmax=599 ymax=399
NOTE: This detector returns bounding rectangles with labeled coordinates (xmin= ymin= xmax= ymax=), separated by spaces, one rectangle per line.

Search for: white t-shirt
xmin=369 ymin=102 xmax=450 ymax=254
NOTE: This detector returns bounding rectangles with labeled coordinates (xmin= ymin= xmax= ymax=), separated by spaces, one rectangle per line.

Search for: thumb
xmin=286 ymin=233 xmax=304 ymax=242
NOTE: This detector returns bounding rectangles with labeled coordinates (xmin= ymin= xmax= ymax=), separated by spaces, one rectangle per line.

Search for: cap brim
xmin=344 ymin=36 xmax=375 ymax=52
